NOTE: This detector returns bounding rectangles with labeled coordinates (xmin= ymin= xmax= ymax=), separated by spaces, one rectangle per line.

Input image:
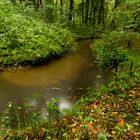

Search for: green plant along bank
xmin=0 ymin=0 xmax=76 ymax=69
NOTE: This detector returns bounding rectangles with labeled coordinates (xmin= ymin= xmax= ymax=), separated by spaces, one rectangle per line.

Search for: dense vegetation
xmin=0 ymin=0 xmax=75 ymax=69
xmin=0 ymin=0 xmax=140 ymax=139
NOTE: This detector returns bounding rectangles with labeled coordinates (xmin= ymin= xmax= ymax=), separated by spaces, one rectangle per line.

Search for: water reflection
xmin=0 ymin=40 xmax=110 ymax=113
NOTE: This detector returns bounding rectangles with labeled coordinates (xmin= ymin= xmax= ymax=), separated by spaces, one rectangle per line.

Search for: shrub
xmin=0 ymin=0 xmax=76 ymax=68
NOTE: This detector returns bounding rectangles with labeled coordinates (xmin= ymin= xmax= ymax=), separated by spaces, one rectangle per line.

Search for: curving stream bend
xmin=0 ymin=40 xmax=110 ymax=113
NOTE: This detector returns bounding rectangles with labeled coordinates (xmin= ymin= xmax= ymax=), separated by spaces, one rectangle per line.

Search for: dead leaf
xmin=72 ymin=128 xmax=77 ymax=134
xmin=88 ymin=123 xmax=98 ymax=134
xmin=91 ymin=104 xmax=97 ymax=109
xmin=117 ymin=119 xmax=125 ymax=127
xmin=70 ymin=122 xmax=77 ymax=128
xmin=111 ymin=112 xmax=118 ymax=115
xmin=88 ymin=123 xmax=93 ymax=129
xmin=108 ymin=130 xmax=117 ymax=138
xmin=89 ymin=113 xmax=94 ymax=117
xmin=111 ymin=130 xmax=117 ymax=135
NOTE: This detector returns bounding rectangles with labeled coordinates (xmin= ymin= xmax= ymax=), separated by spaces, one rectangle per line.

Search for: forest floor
xmin=13 ymin=83 xmax=139 ymax=140
xmin=1 ymin=84 xmax=139 ymax=140
xmin=57 ymin=84 xmax=140 ymax=140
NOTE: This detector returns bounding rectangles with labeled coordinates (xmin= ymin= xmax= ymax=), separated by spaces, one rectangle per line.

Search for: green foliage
xmin=0 ymin=97 xmax=62 ymax=139
xmin=94 ymin=0 xmax=140 ymax=97
xmin=1 ymin=102 xmax=22 ymax=129
xmin=106 ymin=72 xmax=139 ymax=94
xmin=0 ymin=0 xmax=76 ymax=68
xmin=95 ymin=31 xmax=129 ymax=69
xmin=46 ymin=98 xmax=61 ymax=123
xmin=114 ymin=125 xmax=127 ymax=136
xmin=97 ymin=133 xmax=108 ymax=140
xmin=107 ymin=0 xmax=140 ymax=31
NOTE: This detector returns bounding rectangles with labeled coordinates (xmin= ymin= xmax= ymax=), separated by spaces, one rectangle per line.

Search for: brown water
xmin=0 ymin=40 xmax=110 ymax=113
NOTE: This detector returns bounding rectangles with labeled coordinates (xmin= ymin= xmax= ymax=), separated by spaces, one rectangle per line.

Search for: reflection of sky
xmin=59 ymin=98 xmax=72 ymax=110
xmin=0 ymin=40 xmax=111 ymax=114
xmin=27 ymin=97 xmax=72 ymax=110
xmin=29 ymin=97 xmax=72 ymax=119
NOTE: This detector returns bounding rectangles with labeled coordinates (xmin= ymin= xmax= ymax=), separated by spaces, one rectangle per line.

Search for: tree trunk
xmin=92 ymin=0 xmax=97 ymax=37
xmin=85 ymin=0 xmax=89 ymax=25
xmin=11 ymin=0 xmax=16 ymax=3
xmin=19 ymin=0 xmax=22 ymax=4
xmin=98 ymin=0 xmax=105 ymax=25
xmin=54 ymin=0 xmax=58 ymax=21
xmin=81 ymin=0 xmax=84 ymax=23
xmin=114 ymin=58 xmax=118 ymax=75
xmin=130 ymin=61 xmax=133 ymax=77
xmin=69 ymin=0 xmax=74 ymax=21
xmin=35 ymin=0 xmax=42 ymax=10
xmin=114 ymin=0 xmax=121 ymax=8
xmin=89 ymin=0 xmax=94 ymax=24
xmin=42 ymin=0 xmax=46 ymax=21
xmin=60 ymin=0 xmax=63 ymax=15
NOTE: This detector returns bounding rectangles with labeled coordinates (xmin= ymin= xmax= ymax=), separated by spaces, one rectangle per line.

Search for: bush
xmin=0 ymin=0 xmax=76 ymax=68
xmin=95 ymin=31 xmax=129 ymax=70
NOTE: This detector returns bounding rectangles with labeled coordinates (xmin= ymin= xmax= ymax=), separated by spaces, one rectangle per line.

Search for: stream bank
xmin=0 ymin=40 xmax=110 ymax=114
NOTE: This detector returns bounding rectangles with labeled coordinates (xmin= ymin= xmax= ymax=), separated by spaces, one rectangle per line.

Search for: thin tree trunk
xmin=35 ymin=0 xmax=42 ymax=10
xmin=85 ymin=0 xmax=89 ymax=25
xmin=54 ymin=0 xmax=58 ymax=21
xmin=73 ymin=1 xmax=75 ymax=28
xmin=69 ymin=0 xmax=74 ymax=21
xmin=42 ymin=0 xmax=46 ymax=21
xmin=60 ymin=0 xmax=63 ymax=15
xmin=81 ymin=0 xmax=84 ymax=23
xmin=11 ymin=0 xmax=16 ymax=3
xmin=114 ymin=58 xmax=118 ymax=75
xmin=98 ymin=0 xmax=105 ymax=25
xmin=19 ymin=0 xmax=22 ymax=4
xmin=114 ymin=0 xmax=121 ymax=8
xmin=130 ymin=61 xmax=133 ymax=77
xmin=92 ymin=0 xmax=97 ymax=37
xmin=89 ymin=0 xmax=94 ymax=24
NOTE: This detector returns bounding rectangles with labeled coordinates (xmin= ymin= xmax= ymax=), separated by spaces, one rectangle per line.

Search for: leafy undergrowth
xmin=0 ymin=84 xmax=139 ymax=140
xmin=0 ymin=0 xmax=76 ymax=69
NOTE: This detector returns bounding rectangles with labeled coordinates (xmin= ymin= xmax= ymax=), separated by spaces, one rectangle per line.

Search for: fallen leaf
xmin=91 ymin=105 xmax=97 ymax=109
xmin=111 ymin=130 xmax=117 ymax=135
xmin=108 ymin=130 xmax=117 ymax=138
xmin=70 ymin=122 xmax=77 ymax=128
xmin=87 ymin=123 xmax=98 ymax=134
xmin=89 ymin=113 xmax=94 ymax=117
xmin=117 ymin=119 xmax=125 ymax=127
xmin=111 ymin=112 xmax=118 ymax=115
xmin=88 ymin=123 xmax=93 ymax=129
xmin=72 ymin=128 xmax=77 ymax=133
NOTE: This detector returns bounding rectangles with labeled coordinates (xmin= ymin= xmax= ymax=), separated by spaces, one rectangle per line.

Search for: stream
xmin=0 ymin=40 xmax=110 ymax=113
